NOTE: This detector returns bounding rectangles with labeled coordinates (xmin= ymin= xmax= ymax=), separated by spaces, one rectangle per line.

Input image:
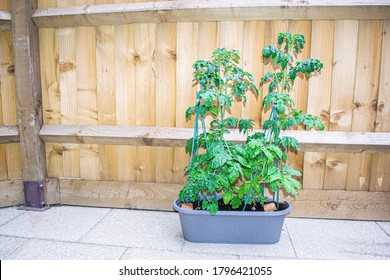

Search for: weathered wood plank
xmin=0 ymin=10 xmax=11 ymax=31
xmin=32 ymin=0 xmax=390 ymax=28
xmin=134 ymin=22 xmax=156 ymax=182
xmin=371 ymin=20 xmax=390 ymax=192
xmin=39 ymin=124 xmax=390 ymax=153
xmin=115 ymin=23 xmax=137 ymax=182
xmin=59 ymin=179 xmax=181 ymax=211
xmin=0 ymin=179 xmax=24 ymax=208
xmin=11 ymin=0 xmax=47 ymax=182
xmin=58 ymin=179 xmax=390 ymax=220
xmin=0 ymin=125 xmax=19 ymax=143
xmin=285 ymin=189 xmax=390 ymax=221
xmin=325 ymin=20 xmax=359 ymax=190
xmin=346 ymin=20 xmax=383 ymax=191
xmin=0 ymin=10 xmax=11 ymax=21
xmin=303 ymin=20 xmax=334 ymax=190
xmin=96 ymin=24 xmax=118 ymax=180
xmin=155 ymin=22 xmax=176 ymax=183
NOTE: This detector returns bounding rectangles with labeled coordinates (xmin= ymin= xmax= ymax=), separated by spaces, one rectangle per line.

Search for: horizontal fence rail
xmin=39 ymin=124 xmax=390 ymax=153
xmin=32 ymin=0 xmax=390 ymax=28
xmin=58 ymin=179 xmax=390 ymax=220
xmin=0 ymin=126 xmax=19 ymax=144
xmin=0 ymin=10 xmax=11 ymax=21
xmin=0 ymin=10 xmax=11 ymax=30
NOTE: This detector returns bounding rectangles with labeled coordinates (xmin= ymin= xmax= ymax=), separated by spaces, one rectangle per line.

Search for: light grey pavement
xmin=0 ymin=205 xmax=389 ymax=260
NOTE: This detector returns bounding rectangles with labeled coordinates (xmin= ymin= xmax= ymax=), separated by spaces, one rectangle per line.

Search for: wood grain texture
xmin=220 ymin=20 xmax=244 ymax=119
xmin=0 ymin=126 xmax=18 ymax=144
xmin=155 ymin=23 xmax=176 ymax=183
xmin=324 ymin=20 xmax=359 ymax=190
xmin=0 ymin=28 xmax=21 ymax=179
xmin=0 ymin=8 xmax=11 ymax=31
xmin=370 ymin=20 xmax=390 ymax=192
xmin=76 ymin=25 xmax=99 ymax=180
xmin=115 ymin=23 xmax=137 ymax=182
xmin=96 ymin=24 xmax=118 ymax=180
xmin=0 ymin=179 xmax=24 ymax=207
xmin=60 ymin=179 xmax=181 ymax=210
xmin=32 ymin=0 xmax=390 ymax=28
xmin=346 ymin=20 xmax=383 ymax=191
xmin=174 ymin=22 xmax=198 ymax=184
xmin=39 ymin=124 xmax=390 ymax=153
xmin=58 ymin=178 xmax=390 ymax=220
xmin=12 ymin=0 xmax=47 ymax=182
xmin=303 ymin=20 xmax=334 ymax=190
xmin=134 ymin=22 xmax=156 ymax=182
xmin=241 ymin=21 xmax=264 ymax=129
xmin=58 ymin=22 xmax=80 ymax=178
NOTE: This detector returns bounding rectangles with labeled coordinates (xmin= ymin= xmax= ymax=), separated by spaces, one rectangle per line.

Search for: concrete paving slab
xmin=286 ymin=218 xmax=390 ymax=260
xmin=0 ymin=236 xmax=29 ymax=259
xmin=120 ymin=247 xmax=239 ymax=260
xmin=0 ymin=207 xmax=24 ymax=226
xmin=4 ymin=239 xmax=127 ymax=260
xmin=81 ymin=209 xmax=184 ymax=251
xmin=377 ymin=222 xmax=390 ymax=236
xmin=181 ymin=227 xmax=297 ymax=259
xmin=0 ymin=206 xmax=111 ymax=242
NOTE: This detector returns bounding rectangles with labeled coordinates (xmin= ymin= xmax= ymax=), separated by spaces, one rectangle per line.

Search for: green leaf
xmin=185 ymin=106 xmax=196 ymax=120
xmin=282 ymin=164 xmax=302 ymax=177
xmin=210 ymin=106 xmax=219 ymax=117
xmin=222 ymin=191 xmax=232 ymax=204
xmin=219 ymin=175 xmax=230 ymax=189
xmin=231 ymin=196 xmax=241 ymax=209
xmin=238 ymin=119 xmax=254 ymax=134
xmin=228 ymin=167 xmax=240 ymax=184
xmin=281 ymin=136 xmax=300 ymax=150
xmin=224 ymin=117 xmax=239 ymax=128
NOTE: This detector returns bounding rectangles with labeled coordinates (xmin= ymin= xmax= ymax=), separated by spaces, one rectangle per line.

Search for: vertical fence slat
xmin=134 ymin=22 xmax=156 ymax=182
xmin=220 ymin=21 xmax=244 ymax=119
xmin=96 ymin=24 xmax=118 ymax=180
xmin=0 ymin=29 xmax=6 ymax=180
xmin=198 ymin=21 xmax=220 ymax=128
xmin=324 ymin=20 xmax=359 ymax=190
xmin=58 ymin=24 xmax=80 ymax=178
xmin=303 ymin=20 xmax=334 ymax=190
xmin=155 ymin=23 xmax=177 ymax=183
xmin=174 ymin=22 xmax=198 ymax=184
xmin=116 ymin=23 xmax=137 ymax=181
xmin=114 ymin=0 xmax=134 ymax=181
xmin=40 ymin=27 xmax=63 ymax=178
xmin=1 ymin=1 xmax=20 ymax=181
xmin=370 ymin=20 xmax=390 ymax=192
xmin=346 ymin=20 xmax=383 ymax=191
xmin=241 ymin=20 xmax=264 ymax=129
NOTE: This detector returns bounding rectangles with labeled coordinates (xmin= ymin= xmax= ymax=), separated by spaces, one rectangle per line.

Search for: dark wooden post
xmin=11 ymin=0 xmax=48 ymax=211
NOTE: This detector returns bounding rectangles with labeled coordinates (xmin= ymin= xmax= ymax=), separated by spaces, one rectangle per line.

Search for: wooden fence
xmin=0 ymin=0 xmax=389 ymax=220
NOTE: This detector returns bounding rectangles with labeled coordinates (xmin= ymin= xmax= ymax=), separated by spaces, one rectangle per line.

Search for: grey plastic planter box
xmin=173 ymin=198 xmax=291 ymax=244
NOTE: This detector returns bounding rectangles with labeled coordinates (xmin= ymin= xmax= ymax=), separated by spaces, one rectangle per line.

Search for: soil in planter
xmin=187 ymin=199 xmax=288 ymax=212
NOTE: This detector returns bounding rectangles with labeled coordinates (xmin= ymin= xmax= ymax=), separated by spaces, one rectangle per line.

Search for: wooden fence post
xmin=11 ymin=0 xmax=50 ymax=210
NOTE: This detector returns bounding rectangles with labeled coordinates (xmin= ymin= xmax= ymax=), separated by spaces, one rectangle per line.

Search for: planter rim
xmin=173 ymin=197 xmax=291 ymax=217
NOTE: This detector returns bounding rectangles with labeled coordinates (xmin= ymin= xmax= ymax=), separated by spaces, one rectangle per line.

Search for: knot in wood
xmin=133 ymin=54 xmax=141 ymax=63
xmin=371 ymin=99 xmax=378 ymax=111
xmin=60 ymin=62 xmax=76 ymax=73
xmin=7 ymin=64 xmax=15 ymax=73
xmin=377 ymin=100 xmax=385 ymax=112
